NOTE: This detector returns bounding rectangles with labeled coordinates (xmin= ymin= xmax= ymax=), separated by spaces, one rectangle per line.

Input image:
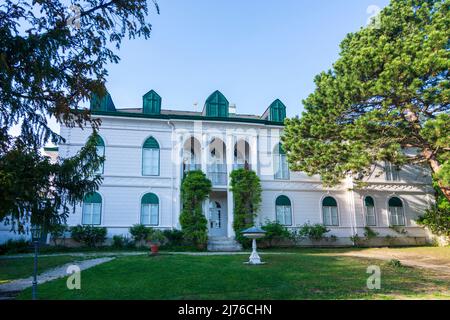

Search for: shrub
xmin=112 ymin=235 xmax=126 ymax=248
xmin=298 ymin=223 xmax=330 ymax=241
xmin=230 ymin=169 xmax=262 ymax=247
xmin=163 ymin=229 xmax=184 ymax=246
xmin=261 ymin=220 xmax=292 ymax=247
xmin=363 ymin=226 xmax=379 ymax=240
xmin=147 ymin=229 xmax=166 ymax=245
xmin=0 ymin=238 xmax=30 ymax=255
xmin=48 ymin=224 xmax=68 ymax=246
xmin=70 ymin=225 xmax=107 ymax=247
xmin=180 ymin=171 xmax=211 ymax=249
xmin=129 ymin=224 xmax=152 ymax=244
xmin=388 ymin=259 xmax=403 ymax=268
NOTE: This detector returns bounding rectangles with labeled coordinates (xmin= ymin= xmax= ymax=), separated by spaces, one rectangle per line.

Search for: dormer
xmin=261 ymin=99 xmax=286 ymax=122
xmin=203 ymin=90 xmax=229 ymax=118
xmin=90 ymin=91 xmax=116 ymax=112
xmin=143 ymin=90 xmax=161 ymax=115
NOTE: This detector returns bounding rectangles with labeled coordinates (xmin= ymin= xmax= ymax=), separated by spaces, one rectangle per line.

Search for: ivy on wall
xmin=230 ymin=168 xmax=262 ymax=246
xmin=179 ymin=170 xmax=212 ymax=249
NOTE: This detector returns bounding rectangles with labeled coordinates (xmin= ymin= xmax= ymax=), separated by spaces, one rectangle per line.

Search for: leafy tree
xmin=283 ymin=0 xmax=449 ymax=201
xmin=0 ymin=0 xmax=158 ymax=231
xmin=417 ymin=181 xmax=450 ymax=237
xmin=0 ymin=133 xmax=103 ymax=233
xmin=230 ymin=168 xmax=262 ymax=246
xmin=179 ymin=170 xmax=211 ymax=249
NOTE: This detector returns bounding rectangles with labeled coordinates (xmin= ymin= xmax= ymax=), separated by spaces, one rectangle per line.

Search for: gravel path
xmin=340 ymin=250 xmax=450 ymax=276
xmin=0 ymin=257 xmax=115 ymax=299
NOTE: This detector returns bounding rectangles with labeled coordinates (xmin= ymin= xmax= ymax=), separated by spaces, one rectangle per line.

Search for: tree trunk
xmin=423 ymin=148 xmax=450 ymax=201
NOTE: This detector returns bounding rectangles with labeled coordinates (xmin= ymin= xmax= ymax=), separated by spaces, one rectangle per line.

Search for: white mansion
xmin=0 ymin=90 xmax=436 ymax=248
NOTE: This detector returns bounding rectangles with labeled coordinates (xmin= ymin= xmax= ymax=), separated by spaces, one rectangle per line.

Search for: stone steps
xmin=207 ymin=237 xmax=242 ymax=252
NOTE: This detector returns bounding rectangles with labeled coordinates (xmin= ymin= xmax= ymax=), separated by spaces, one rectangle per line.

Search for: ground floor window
xmin=141 ymin=193 xmax=159 ymax=226
xmin=82 ymin=192 xmax=102 ymax=225
xmin=276 ymin=195 xmax=292 ymax=226
xmin=322 ymin=196 xmax=339 ymax=226
xmin=389 ymin=197 xmax=405 ymax=226
xmin=365 ymin=196 xmax=376 ymax=226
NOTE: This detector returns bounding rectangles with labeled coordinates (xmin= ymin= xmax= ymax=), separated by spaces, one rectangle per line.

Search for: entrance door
xmin=208 ymin=201 xmax=226 ymax=237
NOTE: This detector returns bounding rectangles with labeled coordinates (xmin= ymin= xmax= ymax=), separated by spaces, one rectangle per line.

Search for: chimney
xmin=229 ymin=103 xmax=236 ymax=115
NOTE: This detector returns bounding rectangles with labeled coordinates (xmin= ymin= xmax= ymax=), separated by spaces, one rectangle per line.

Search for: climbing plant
xmin=230 ymin=168 xmax=262 ymax=246
xmin=179 ymin=170 xmax=212 ymax=249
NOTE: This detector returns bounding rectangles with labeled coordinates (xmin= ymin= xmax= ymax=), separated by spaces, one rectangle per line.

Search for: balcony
xmin=232 ymin=163 xmax=252 ymax=171
xmin=183 ymin=163 xmax=201 ymax=175
xmin=207 ymin=164 xmax=227 ymax=186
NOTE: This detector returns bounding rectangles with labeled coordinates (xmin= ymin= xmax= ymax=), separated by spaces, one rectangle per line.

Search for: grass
xmin=17 ymin=250 xmax=450 ymax=300
xmin=0 ymin=255 xmax=89 ymax=284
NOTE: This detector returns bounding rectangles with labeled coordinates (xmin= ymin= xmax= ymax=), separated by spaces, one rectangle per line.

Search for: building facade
xmin=0 ymin=90 xmax=435 ymax=248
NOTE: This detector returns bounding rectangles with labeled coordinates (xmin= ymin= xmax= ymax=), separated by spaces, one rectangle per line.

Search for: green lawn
xmin=17 ymin=251 xmax=450 ymax=300
xmin=0 ymin=255 xmax=88 ymax=284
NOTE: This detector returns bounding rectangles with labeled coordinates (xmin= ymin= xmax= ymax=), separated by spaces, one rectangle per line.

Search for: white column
xmin=226 ymin=134 xmax=235 ymax=239
xmin=201 ymin=133 xmax=208 ymax=175
xmin=250 ymin=135 xmax=258 ymax=175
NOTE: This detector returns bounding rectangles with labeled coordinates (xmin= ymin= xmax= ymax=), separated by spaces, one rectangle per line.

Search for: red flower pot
xmin=150 ymin=244 xmax=159 ymax=254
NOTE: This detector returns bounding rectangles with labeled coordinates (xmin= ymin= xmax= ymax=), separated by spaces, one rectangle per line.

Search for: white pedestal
xmin=245 ymin=238 xmax=265 ymax=265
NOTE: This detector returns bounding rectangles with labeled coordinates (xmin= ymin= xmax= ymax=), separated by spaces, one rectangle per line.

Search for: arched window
xmin=388 ymin=197 xmax=405 ymax=226
xmin=276 ymin=195 xmax=292 ymax=226
xmin=82 ymin=192 xmax=102 ymax=225
xmin=322 ymin=196 xmax=339 ymax=226
xmin=274 ymin=143 xmax=289 ymax=180
xmin=142 ymin=137 xmax=160 ymax=176
xmin=365 ymin=196 xmax=376 ymax=226
xmin=96 ymin=136 xmax=105 ymax=174
xmin=141 ymin=193 xmax=159 ymax=226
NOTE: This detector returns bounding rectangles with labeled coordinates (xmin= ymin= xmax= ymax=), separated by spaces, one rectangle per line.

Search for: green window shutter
xmin=323 ymin=196 xmax=337 ymax=207
xmin=268 ymin=99 xmax=286 ymax=122
xmin=204 ymin=91 xmax=229 ymax=117
xmin=90 ymin=91 xmax=116 ymax=112
xmin=84 ymin=192 xmax=102 ymax=203
xmin=96 ymin=136 xmax=105 ymax=147
xmin=276 ymin=195 xmax=291 ymax=206
xmin=277 ymin=143 xmax=286 ymax=155
xmin=388 ymin=197 xmax=403 ymax=207
xmin=143 ymin=90 xmax=161 ymax=114
xmin=143 ymin=137 xmax=159 ymax=149
xmin=141 ymin=193 xmax=159 ymax=204
xmin=364 ymin=196 xmax=375 ymax=207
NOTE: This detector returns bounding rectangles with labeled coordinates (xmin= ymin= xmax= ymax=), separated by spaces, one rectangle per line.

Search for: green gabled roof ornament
xmin=204 ymin=90 xmax=229 ymax=117
xmin=143 ymin=90 xmax=161 ymax=115
xmin=261 ymin=99 xmax=286 ymax=122
xmin=90 ymin=91 xmax=116 ymax=112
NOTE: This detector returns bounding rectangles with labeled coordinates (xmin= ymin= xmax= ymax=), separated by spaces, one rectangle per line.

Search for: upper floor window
xmin=141 ymin=193 xmax=159 ymax=226
xmin=322 ymin=196 xmax=339 ymax=226
xmin=274 ymin=143 xmax=289 ymax=180
xmin=388 ymin=197 xmax=405 ymax=226
xmin=142 ymin=137 xmax=160 ymax=176
xmin=96 ymin=136 xmax=105 ymax=174
xmin=276 ymin=195 xmax=292 ymax=226
xmin=82 ymin=192 xmax=102 ymax=225
xmin=364 ymin=196 xmax=376 ymax=226
xmin=385 ymin=161 xmax=400 ymax=181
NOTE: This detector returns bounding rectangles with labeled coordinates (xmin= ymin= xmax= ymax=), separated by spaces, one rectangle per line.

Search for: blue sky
xmin=105 ymin=0 xmax=390 ymax=118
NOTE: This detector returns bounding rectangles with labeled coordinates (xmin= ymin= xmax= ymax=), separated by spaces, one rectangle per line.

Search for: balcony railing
xmin=183 ymin=164 xmax=202 ymax=176
xmin=232 ymin=163 xmax=252 ymax=171
xmin=207 ymin=164 xmax=227 ymax=186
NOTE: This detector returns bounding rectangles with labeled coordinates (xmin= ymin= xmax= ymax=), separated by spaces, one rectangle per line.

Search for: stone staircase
xmin=207 ymin=237 xmax=242 ymax=252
